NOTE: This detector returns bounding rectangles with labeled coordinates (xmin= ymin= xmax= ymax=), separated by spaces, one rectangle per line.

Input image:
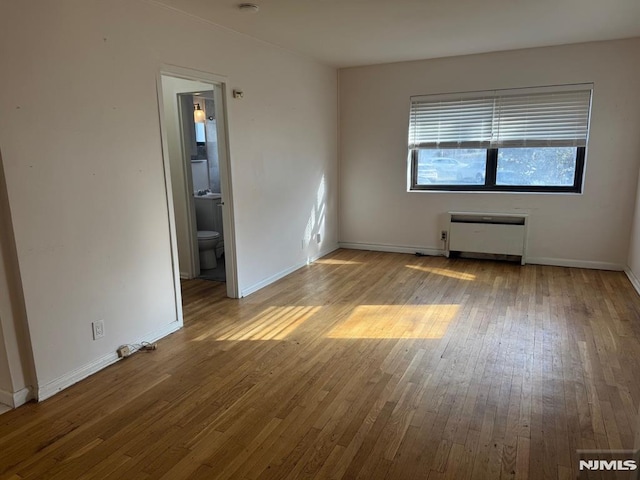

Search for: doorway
xmin=157 ymin=67 xmax=238 ymax=298
xmin=177 ymin=90 xmax=226 ymax=283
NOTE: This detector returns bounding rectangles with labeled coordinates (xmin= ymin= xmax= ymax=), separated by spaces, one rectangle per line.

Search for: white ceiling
xmin=152 ymin=0 xmax=640 ymax=67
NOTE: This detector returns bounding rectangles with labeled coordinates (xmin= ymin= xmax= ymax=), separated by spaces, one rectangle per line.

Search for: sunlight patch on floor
xmin=215 ymin=306 xmax=321 ymax=341
xmin=406 ymin=264 xmax=476 ymax=281
xmin=326 ymin=304 xmax=459 ymax=339
xmin=314 ymin=258 xmax=363 ymax=265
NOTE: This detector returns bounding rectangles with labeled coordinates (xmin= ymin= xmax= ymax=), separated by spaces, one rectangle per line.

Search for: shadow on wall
xmin=0 ymin=149 xmax=37 ymax=404
xmin=303 ymin=175 xmax=327 ymax=262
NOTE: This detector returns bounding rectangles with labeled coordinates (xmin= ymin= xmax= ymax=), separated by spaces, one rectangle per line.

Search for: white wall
xmin=0 ymin=0 xmax=337 ymax=398
xmin=627 ymin=152 xmax=640 ymax=285
xmin=0 ymin=325 xmax=13 ymax=403
xmin=0 ymin=235 xmax=33 ymax=407
xmin=339 ymin=39 xmax=640 ymax=269
xmin=0 ymin=154 xmax=34 ymax=407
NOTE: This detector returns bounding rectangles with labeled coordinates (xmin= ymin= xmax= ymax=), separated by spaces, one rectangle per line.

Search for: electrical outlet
xmin=117 ymin=345 xmax=131 ymax=358
xmin=315 ymin=233 xmax=321 ymax=244
xmin=92 ymin=320 xmax=105 ymax=340
xmin=441 ymin=230 xmax=448 ymax=241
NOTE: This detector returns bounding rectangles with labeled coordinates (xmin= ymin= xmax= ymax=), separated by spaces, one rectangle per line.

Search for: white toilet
xmin=197 ymin=231 xmax=220 ymax=269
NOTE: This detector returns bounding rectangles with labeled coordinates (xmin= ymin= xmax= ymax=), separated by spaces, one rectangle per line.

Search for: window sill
xmin=407 ymin=188 xmax=583 ymax=195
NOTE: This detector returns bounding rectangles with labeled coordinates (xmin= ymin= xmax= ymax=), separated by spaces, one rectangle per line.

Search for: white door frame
xmin=156 ymin=64 xmax=239 ymax=299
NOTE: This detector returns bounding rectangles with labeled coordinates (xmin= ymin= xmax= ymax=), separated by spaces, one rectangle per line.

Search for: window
xmin=408 ymin=84 xmax=592 ymax=192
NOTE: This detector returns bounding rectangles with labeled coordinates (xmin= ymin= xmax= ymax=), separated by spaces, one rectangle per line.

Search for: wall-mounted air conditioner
xmin=447 ymin=212 xmax=528 ymax=265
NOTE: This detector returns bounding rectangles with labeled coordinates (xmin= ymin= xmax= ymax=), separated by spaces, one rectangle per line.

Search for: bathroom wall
xmin=204 ymin=98 xmax=220 ymax=193
xmin=0 ymin=0 xmax=338 ymax=396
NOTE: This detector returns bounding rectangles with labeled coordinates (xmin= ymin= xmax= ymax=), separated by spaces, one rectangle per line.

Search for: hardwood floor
xmin=1 ymin=249 xmax=640 ymax=479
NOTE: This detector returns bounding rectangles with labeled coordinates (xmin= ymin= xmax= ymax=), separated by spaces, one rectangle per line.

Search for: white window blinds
xmin=408 ymin=84 xmax=592 ymax=149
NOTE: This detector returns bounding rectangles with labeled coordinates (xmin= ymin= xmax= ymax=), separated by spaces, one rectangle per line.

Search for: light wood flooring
xmin=1 ymin=249 xmax=640 ymax=479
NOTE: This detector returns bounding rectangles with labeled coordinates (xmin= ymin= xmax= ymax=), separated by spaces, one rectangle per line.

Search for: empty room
xmin=1 ymin=0 xmax=640 ymax=479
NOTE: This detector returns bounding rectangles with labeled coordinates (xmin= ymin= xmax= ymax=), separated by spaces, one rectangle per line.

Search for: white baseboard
xmin=625 ymin=268 xmax=640 ymax=297
xmin=338 ymin=243 xmax=622 ymax=271
xmin=0 ymin=386 xmax=34 ymax=409
xmin=0 ymin=388 xmax=14 ymax=408
xmin=37 ymin=352 xmax=120 ymax=402
xmin=240 ymin=245 xmax=340 ymax=297
xmin=14 ymin=386 xmax=33 ymax=407
xmin=339 ymin=242 xmax=445 ymax=257
xmin=527 ymin=257 xmax=623 ymax=271
xmin=37 ymin=321 xmax=182 ymax=402
xmin=180 ymin=272 xmax=189 ymax=279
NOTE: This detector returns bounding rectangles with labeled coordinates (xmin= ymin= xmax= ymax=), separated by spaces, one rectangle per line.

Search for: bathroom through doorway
xmin=178 ymin=90 xmax=226 ymax=283
xmin=158 ymin=67 xmax=238 ymax=298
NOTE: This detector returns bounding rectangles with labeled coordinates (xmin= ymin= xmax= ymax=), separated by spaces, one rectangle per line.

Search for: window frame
xmin=410 ymin=146 xmax=586 ymax=193
xmin=407 ymin=84 xmax=592 ymax=194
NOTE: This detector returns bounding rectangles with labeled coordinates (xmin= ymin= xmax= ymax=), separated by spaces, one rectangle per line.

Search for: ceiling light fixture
xmin=193 ymin=103 xmax=206 ymax=123
xmin=238 ymin=3 xmax=259 ymax=13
